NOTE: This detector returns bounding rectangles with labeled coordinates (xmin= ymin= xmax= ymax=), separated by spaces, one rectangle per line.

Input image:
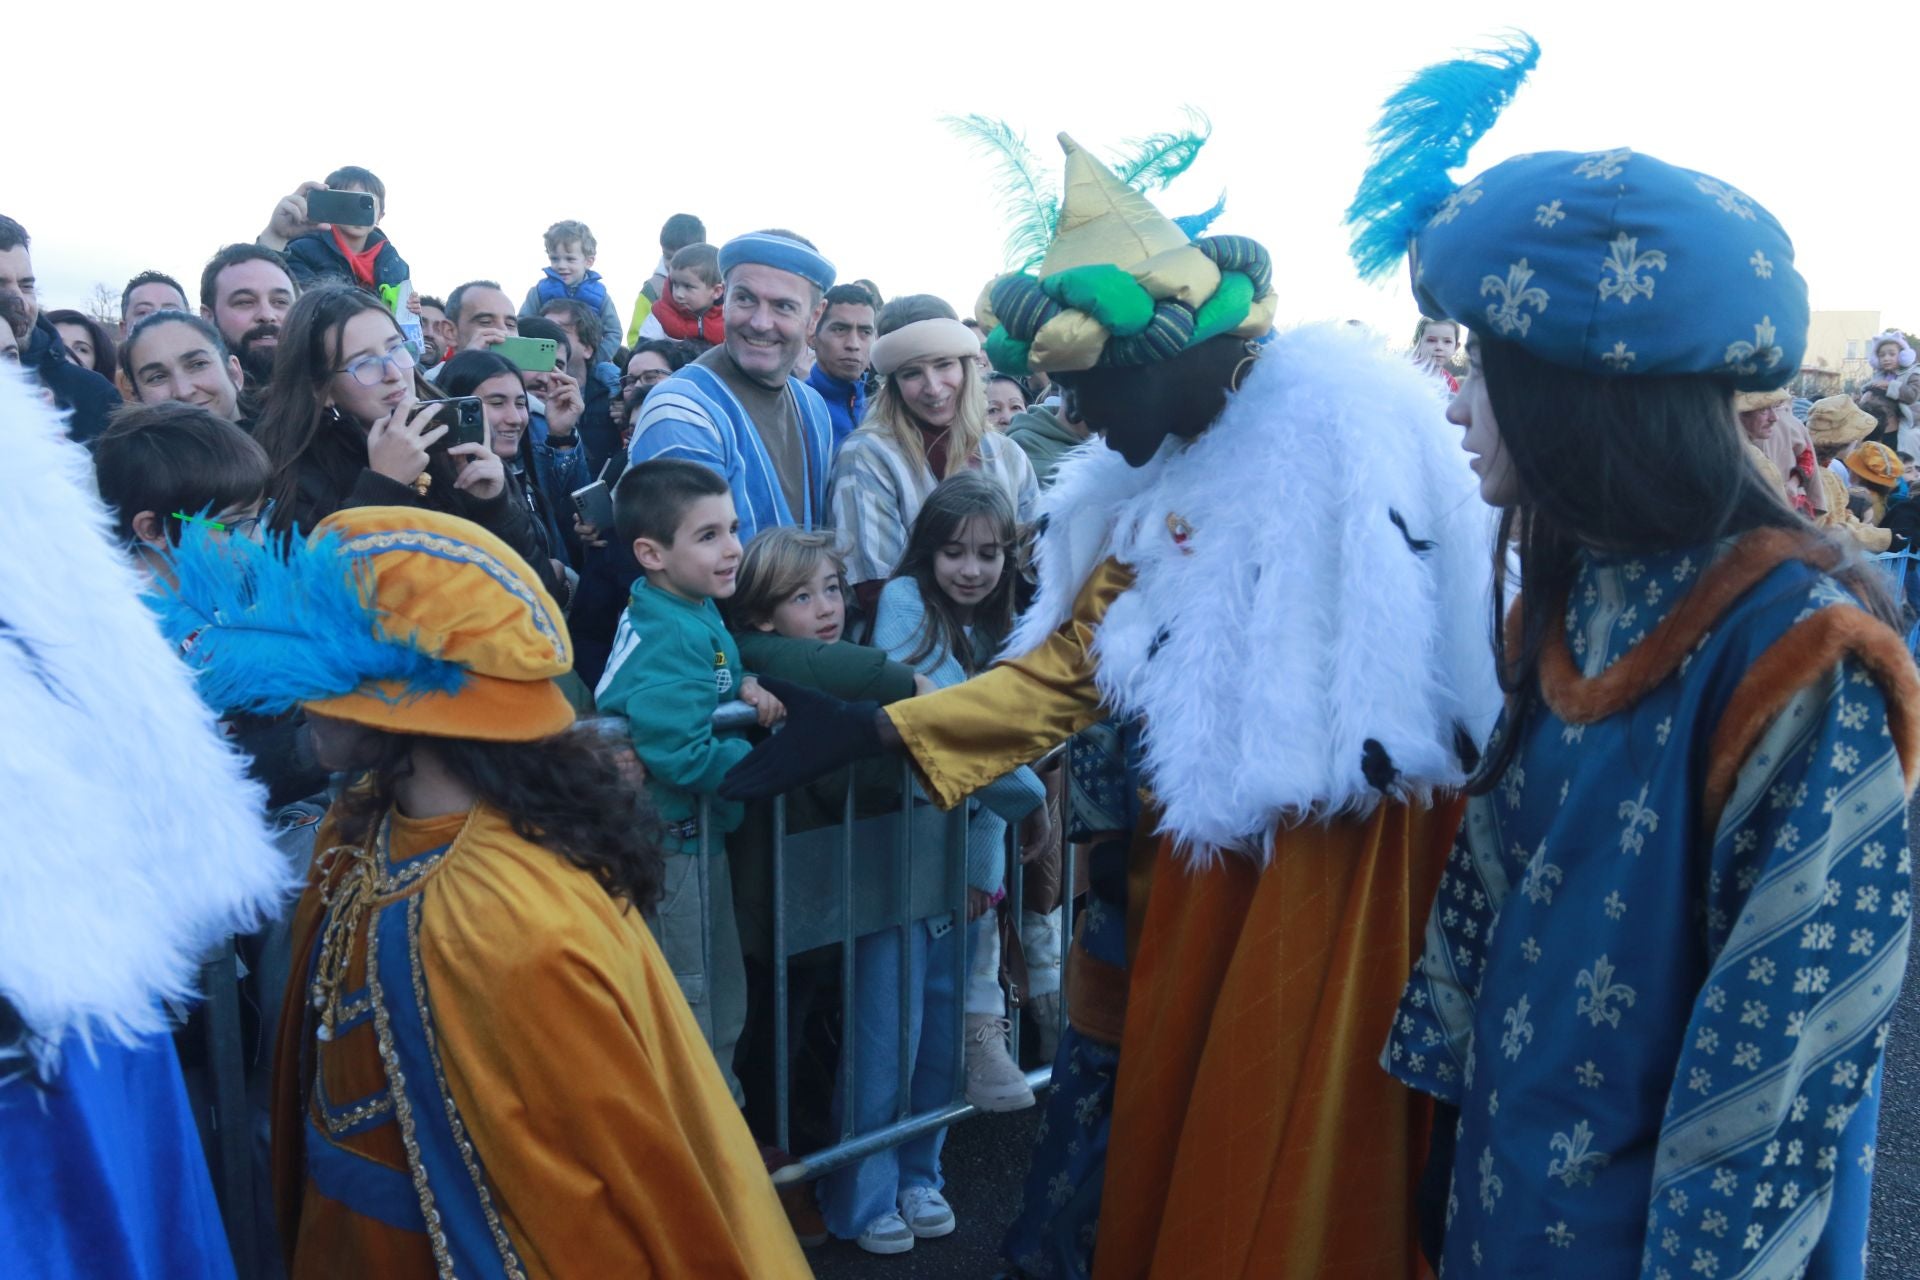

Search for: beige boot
xmin=964 ymin=1014 xmax=1035 ymax=1111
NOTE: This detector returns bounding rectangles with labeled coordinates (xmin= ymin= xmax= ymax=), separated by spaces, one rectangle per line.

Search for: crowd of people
xmin=3 ymin=30 xmax=1919 ymax=1280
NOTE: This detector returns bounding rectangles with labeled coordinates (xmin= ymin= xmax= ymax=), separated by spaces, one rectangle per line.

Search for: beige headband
xmin=870 ymin=318 xmax=981 ymax=377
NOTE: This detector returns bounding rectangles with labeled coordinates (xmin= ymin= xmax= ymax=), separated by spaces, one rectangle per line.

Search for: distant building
xmin=1800 ymin=310 xmax=1882 ymax=393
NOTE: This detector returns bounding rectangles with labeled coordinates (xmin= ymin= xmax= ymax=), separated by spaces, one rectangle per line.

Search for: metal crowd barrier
xmin=692 ymin=702 xmax=1072 ymax=1185
xmin=1867 ymin=549 xmax=1920 ymax=660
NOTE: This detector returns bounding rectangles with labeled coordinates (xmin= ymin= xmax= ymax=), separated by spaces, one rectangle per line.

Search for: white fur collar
xmin=0 ymin=371 xmax=293 ymax=1074
xmin=1009 ymin=323 xmax=1503 ymax=863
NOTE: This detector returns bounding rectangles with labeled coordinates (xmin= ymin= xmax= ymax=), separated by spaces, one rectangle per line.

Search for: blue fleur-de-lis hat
xmin=1347 ymin=35 xmax=1808 ymax=392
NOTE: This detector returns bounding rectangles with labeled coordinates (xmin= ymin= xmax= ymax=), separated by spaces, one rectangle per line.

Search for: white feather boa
xmin=0 ymin=371 xmax=293 ymax=1073
xmin=1007 ymin=323 xmax=1504 ymax=862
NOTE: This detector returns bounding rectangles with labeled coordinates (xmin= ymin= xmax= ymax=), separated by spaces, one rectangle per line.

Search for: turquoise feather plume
xmin=1345 ymin=32 xmax=1540 ymax=281
xmin=149 ymin=520 xmax=466 ymax=717
xmin=948 ymin=109 xmax=1225 ymax=268
xmin=1105 ymin=109 xmax=1210 ymax=192
xmin=1174 ymin=191 xmax=1229 ymax=239
xmin=945 ymin=114 xmax=1061 ymax=272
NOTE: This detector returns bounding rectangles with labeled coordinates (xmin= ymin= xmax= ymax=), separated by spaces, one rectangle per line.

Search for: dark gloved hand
xmin=719 ymin=676 xmax=888 ymax=800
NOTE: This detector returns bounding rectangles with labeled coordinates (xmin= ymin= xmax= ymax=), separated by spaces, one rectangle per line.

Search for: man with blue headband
xmin=629 ymin=229 xmax=838 ymax=544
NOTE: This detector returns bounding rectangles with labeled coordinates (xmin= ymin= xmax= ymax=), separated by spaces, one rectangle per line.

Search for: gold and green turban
xmin=976 ymin=134 xmax=1279 ymax=376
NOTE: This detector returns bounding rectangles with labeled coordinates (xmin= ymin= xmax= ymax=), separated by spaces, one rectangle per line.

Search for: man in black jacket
xmin=0 ymin=214 xmax=121 ymax=443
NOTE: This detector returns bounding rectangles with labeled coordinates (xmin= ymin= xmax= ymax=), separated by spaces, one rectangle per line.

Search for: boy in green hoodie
xmin=594 ymin=459 xmax=784 ymax=1102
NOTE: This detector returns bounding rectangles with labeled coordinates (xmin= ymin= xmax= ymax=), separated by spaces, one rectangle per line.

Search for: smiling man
xmin=199 ymin=244 xmax=297 ymax=389
xmin=628 ymin=230 xmax=837 ymax=544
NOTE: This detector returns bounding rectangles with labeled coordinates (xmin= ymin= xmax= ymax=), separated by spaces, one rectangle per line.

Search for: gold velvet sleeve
xmin=885 ymin=557 xmax=1134 ymax=809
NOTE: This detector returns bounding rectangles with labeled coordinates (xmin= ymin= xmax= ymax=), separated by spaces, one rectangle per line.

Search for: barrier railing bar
xmin=896 ymin=758 xmax=913 ymax=1122
xmin=201 ymin=946 xmax=256 ymax=1276
xmin=839 ymin=772 xmax=858 ymax=1143
xmin=771 ymin=1067 xmax=1054 ymax=1186
xmin=772 ymin=792 xmax=790 ymax=1155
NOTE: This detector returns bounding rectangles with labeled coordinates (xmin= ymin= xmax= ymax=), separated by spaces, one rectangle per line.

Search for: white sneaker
xmin=965 ymin=1013 xmax=1036 ymax=1111
xmin=898 ymin=1186 xmax=957 ymax=1238
xmin=856 ymin=1210 xmax=915 ymax=1255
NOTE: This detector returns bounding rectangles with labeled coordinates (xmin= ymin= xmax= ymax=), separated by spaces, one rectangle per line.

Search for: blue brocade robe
xmin=1386 ymin=544 xmax=1913 ymax=1279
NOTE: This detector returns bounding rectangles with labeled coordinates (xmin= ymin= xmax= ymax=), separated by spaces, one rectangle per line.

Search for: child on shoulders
xmin=638 ymin=243 xmax=725 ymax=347
xmin=522 ymin=219 xmax=622 ymax=362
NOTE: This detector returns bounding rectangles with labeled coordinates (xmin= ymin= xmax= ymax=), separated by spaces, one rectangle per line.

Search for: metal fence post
xmin=201 ymin=945 xmax=256 ymax=1278
xmin=772 ymin=793 xmax=790 ymax=1155
xmin=840 ymin=779 xmax=858 ymax=1142
xmin=896 ymin=761 xmax=913 ymax=1122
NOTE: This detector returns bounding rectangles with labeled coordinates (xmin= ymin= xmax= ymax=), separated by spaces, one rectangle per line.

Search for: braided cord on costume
xmin=985 ymin=235 xmax=1274 ymax=374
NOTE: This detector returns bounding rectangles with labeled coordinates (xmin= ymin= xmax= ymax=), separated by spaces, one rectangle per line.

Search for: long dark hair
xmin=254 ymin=284 xmax=439 ymax=532
xmin=45 ymin=308 xmax=116 ymax=375
xmin=438 ymin=349 xmax=522 ymax=400
xmin=330 ymin=724 xmax=667 ymax=912
xmin=1474 ymin=337 xmax=1896 ymax=789
xmin=892 ymin=471 xmax=1019 ymax=674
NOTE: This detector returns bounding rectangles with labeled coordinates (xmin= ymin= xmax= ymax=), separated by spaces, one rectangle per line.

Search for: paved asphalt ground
xmin=815 ymin=800 xmax=1920 ymax=1279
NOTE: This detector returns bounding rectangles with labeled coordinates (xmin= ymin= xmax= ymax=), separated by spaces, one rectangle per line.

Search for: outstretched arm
xmin=884 ymin=557 xmax=1132 ymax=808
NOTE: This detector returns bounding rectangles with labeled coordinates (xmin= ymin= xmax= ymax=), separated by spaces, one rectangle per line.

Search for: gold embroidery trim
xmin=316 ymin=1087 xmax=394 ymax=1137
xmin=408 ymin=894 xmax=528 ymax=1278
xmin=367 ymin=889 xmax=454 ymax=1277
xmin=339 ymin=527 xmax=567 ymax=660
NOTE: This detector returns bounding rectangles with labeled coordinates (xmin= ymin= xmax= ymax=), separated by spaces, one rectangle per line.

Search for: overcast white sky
xmin=9 ymin=2 xmax=1913 ymax=339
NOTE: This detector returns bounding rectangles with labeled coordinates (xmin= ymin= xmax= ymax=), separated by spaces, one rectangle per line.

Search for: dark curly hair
xmin=332 ymin=722 xmax=667 ymax=912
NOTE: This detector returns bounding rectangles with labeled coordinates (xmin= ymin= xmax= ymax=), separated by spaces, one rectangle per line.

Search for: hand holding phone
xmin=492 ymin=336 xmax=559 ymax=373
xmin=571 ymin=479 xmax=615 ymax=535
xmin=432 ymin=397 xmax=487 ymax=449
xmin=304 ymin=188 xmax=378 ymax=227
xmin=367 ymin=401 xmax=448 ymax=486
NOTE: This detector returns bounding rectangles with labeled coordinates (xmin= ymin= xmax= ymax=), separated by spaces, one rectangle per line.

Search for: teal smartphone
xmin=493 ymin=336 xmax=559 ymax=373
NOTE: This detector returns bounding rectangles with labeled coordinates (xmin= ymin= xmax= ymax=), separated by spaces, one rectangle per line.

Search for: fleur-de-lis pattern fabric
xmin=1384 ymin=545 xmax=1910 ymax=1277
xmin=1409 ymin=149 xmax=1807 ymax=391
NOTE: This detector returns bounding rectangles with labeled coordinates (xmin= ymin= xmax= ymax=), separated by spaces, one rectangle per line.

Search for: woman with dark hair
xmin=1351 ymin=49 xmax=1920 ymax=1276
xmin=251 ymin=286 xmax=546 ymax=583
xmin=156 ymin=503 xmax=810 ymax=1278
xmin=437 ymin=348 xmax=584 ymax=603
xmin=46 ymin=308 xmax=115 ymax=377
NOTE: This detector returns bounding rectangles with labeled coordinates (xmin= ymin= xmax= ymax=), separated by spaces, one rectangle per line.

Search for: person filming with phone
xmin=438 ymin=344 xmax=587 ymax=606
xmin=252 ymin=285 xmax=551 ymax=588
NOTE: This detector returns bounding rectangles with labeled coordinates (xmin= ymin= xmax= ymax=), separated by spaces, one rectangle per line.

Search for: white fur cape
xmin=1006 ymin=323 xmax=1504 ymax=862
xmin=0 ymin=371 xmax=292 ymax=1074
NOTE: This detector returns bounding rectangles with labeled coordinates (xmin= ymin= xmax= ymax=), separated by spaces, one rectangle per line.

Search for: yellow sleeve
xmin=424 ymin=831 xmax=808 ymax=1279
xmin=886 ymin=557 xmax=1134 ymax=808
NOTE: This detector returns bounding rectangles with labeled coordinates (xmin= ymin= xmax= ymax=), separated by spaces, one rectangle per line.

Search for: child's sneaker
xmin=964 ymin=1014 xmax=1036 ymax=1111
xmin=857 ymin=1210 xmax=915 ymax=1255
xmin=898 ymin=1186 xmax=956 ymax=1238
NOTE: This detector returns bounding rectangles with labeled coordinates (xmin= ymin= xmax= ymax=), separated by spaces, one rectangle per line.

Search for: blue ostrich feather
xmin=150 ymin=521 xmax=467 ymax=717
xmin=1174 ymin=191 xmax=1228 ymax=239
xmin=1346 ymin=32 xmax=1540 ymax=281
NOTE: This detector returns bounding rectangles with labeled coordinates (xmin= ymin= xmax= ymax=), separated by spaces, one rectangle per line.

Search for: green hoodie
xmin=595 ymin=580 xmax=750 ymax=849
xmin=1004 ymin=405 xmax=1087 ymax=488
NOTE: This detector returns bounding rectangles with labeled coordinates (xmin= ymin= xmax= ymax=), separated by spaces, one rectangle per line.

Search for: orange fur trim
xmin=1524 ymin=528 xmax=1842 ymax=725
xmin=1703 ymin=604 xmax=1920 ymax=831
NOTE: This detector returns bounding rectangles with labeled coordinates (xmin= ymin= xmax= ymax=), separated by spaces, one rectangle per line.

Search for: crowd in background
xmin=4 ymin=163 xmax=1916 ymax=1270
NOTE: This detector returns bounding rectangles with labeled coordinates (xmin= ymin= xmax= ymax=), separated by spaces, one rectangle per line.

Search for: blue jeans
xmin=820 ymin=919 xmax=963 ymax=1238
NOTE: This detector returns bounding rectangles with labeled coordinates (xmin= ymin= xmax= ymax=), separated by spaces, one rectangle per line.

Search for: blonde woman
xmin=827 ymin=296 xmax=1039 ymax=616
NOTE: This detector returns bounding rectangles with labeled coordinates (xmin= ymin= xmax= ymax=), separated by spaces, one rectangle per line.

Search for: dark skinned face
xmin=1054 ymin=335 xmax=1251 ymax=467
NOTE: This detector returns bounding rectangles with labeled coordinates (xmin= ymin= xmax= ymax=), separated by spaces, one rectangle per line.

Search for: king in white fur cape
xmin=0 ymin=367 xmax=292 ymax=1276
xmin=1007 ymin=321 xmax=1503 ymax=861
xmin=0 ymin=370 xmax=291 ymax=1075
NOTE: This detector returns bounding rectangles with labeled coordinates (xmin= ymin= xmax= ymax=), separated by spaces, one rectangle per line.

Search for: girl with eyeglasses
xmin=253 ymin=285 xmax=549 ymax=580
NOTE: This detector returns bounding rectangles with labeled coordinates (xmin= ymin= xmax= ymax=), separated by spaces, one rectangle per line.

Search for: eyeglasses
xmin=621 ymin=369 xmax=673 ymax=389
xmin=336 ymin=343 xmax=417 ymax=387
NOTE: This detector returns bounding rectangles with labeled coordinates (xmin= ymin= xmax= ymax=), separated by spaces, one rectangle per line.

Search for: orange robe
xmin=886 ymin=557 xmax=1449 ymax=1279
xmin=270 ymin=802 xmax=810 ymax=1279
